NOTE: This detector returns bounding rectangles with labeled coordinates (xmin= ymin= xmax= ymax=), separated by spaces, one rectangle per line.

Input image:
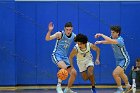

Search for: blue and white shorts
xmin=116 ymin=59 xmax=130 ymax=70
xmin=51 ymin=53 xmax=70 ymax=67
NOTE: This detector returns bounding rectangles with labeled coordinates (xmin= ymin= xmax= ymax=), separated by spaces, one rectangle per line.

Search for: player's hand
xmin=95 ymin=41 xmax=102 ymax=44
xmin=48 ymin=22 xmax=54 ymax=32
xmin=95 ymin=59 xmax=100 ymax=65
xmin=94 ymin=33 xmax=102 ymax=38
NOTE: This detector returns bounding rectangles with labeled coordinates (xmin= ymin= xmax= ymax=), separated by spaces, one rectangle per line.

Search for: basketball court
xmin=0 ymin=86 xmax=140 ymax=93
xmin=0 ymin=0 xmax=140 ymax=93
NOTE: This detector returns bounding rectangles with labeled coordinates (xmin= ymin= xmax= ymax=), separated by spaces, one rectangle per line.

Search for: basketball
xmin=57 ymin=69 xmax=68 ymax=80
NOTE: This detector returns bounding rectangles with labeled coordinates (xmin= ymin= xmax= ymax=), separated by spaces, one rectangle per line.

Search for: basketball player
xmin=69 ymin=33 xmax=100 ymax=93
xmin=95 ymin=26 xmax=132 ymax=93
xmin=46 ymin=22 xmax=77 ymax=93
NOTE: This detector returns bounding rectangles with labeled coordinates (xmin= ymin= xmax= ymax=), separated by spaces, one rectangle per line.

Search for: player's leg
xmin=81 ymin=71 xmax=88 ymax=80
xmin=120 ymin=69 xmax=130 ymax=87
xmin=67 ymin=67 xmax=77 ymax=88
xmin=119 ymin=60 xmax=132 ymax=93
xmin=78 ymin=61 xmax=88 ymax=80
xmin=63 ymin=57 xmax=77 ymax=93
xmin=57 ymin=61 xmax=68 ymax=93
xmin=52 ymin=54 xmax=67 ymax=93
xmin=87 ymin=66 xmax=95 ymax=86
xmin=86 ymin=60 xmax=96 ymax=93
xmin=119 ymin=70 xmax=132 ymax=93
xmin=113 ymin=66 xmax=124 ymax=93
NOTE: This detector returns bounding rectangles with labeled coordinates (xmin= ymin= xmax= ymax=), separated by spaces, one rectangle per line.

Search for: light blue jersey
xmin=52 ymin=31 xmax=76 ymax=66
xmin=111 ymin=36 xmax=130 ymax=69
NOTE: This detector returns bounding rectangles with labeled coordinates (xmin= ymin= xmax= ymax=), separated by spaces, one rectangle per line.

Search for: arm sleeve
xmin=117 ymin=37 xmax=124 ymax=47
xmin=74 ymin=45 xmax=78 ymax=52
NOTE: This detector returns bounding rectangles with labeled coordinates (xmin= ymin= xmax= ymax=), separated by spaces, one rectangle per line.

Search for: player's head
xmin=136 ymin=58 xmax=140 ymax=67
xmin=110 ymin=25 xmax=121 ymax=39
xmin=64 ymin=22 xmax=73 ymax=36
xmin=74 ymin=33 xmax=88 ymax=49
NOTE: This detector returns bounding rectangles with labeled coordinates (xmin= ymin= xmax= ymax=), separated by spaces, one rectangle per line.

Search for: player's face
xmin=77 ymin=42 xmax=86 ymax=49
xmin=64 ymin=27 xmax=73 ymax=36
xmin=111 ymin=30 xmax=119 ymax=39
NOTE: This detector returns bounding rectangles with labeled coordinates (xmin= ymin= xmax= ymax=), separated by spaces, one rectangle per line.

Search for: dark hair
xmin=65 ymin=22 xmax=73 ymax=27
xmin=110 ymin=25 xmax=121 ymax=36
xmin=136 ymin=58 xmax=140 ymax=62
xmin=74 ymin=33 xmax=88 ymax=44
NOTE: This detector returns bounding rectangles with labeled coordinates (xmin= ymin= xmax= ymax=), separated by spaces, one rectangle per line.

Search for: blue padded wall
xmin=0 ymin=2 xmax=16 ymax=85
xmin=0 ymin=1 xmax=140 ymax=85
xmin=15 ymin=2 xmax=37 ymax=84
xmin=36 ymin=2 xmax=58 ymax=85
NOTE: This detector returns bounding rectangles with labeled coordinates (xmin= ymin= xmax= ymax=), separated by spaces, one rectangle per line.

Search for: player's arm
xmin=46 ymin=32 xmax=61 ymax=41
xmin=69 ymin=48 xmax=77 ymax=67
xmin=95 ymin=33 xmax=118 ymax=44
xmin=45 ymin=22 xmax=61 ymax=41
xmin=90 ymin=43 xmax=100 ymax=65
xmin=94 ymin=40 xmax=110 ymax=44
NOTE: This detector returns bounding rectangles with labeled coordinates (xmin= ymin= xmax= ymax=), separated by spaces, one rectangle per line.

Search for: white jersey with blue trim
xmin=74 ymin=42 xmax=93 ymax=62
xmin=111 ymin=36 xmax=130 ymax=60
xmin=53 ymin=31 xmax=76 ymax=56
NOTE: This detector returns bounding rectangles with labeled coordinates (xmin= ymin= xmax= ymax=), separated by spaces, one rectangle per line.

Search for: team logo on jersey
xmin=64 ymin=45 xmax=68 ymax=49
xmin=64 ymin=40 xmax=70 ymax=49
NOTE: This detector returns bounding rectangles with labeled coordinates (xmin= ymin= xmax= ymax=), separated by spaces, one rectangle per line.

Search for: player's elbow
xmin=45 ymin=37 xmax=51 ymax=41
xmin=95 ymin=47 xmax=100 ymax=53
xmin=97 ymin=47 xmax=100 ymax=52
xmin=111 ymin=42 xmax=118 ymax=44
xmin=109 ymin=39 xmax=118 ymax=44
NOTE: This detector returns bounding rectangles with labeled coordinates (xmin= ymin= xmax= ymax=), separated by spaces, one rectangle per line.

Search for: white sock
xmin=126 ymin=83 xmax=131 ymax=88
xmin=57 ymin=78 xmax=62 ymax=86
xmin=118 ymin=86 xmax=123 ymax=90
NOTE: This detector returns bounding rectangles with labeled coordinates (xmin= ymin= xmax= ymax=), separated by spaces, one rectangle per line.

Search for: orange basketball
xmin=57 ymin=69 xmax=68 ymax=80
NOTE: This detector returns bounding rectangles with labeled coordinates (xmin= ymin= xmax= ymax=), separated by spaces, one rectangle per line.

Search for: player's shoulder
xmin=87 ymin=42 xmax=91 ymax=44
xmin=74 ymin=44 xmax=78 ymax=52
xmin=87 ymin=42 xmax=93 ymax=46
xmin=118 ymin=36 xmax=123 ymax=39
xmin=72 ymin=32 xmax=76 ymax=35
xmin=117 ymin=36 xmax=124 ymax=41
xmin=55 ymin=31 xmax=62 ymax=35
xmin=74 ymin=44 xmax=78 ymax=48
xmin=55 ymin=31 xmax=63 ymax=38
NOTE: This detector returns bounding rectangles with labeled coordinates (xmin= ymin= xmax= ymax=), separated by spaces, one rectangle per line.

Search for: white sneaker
xmin=114 ymin=88 xmax=124 ymax=93
xmin=124 ymin=85 xmax=133 ymax=93
xmin=56 ymin=85 xmax=63 ymax=93
xmin=64 ymin=87 xmax=77 ymax=93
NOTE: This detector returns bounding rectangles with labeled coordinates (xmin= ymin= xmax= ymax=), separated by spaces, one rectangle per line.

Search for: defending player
xmin=46 ymin=22 xmax=77 ymax=93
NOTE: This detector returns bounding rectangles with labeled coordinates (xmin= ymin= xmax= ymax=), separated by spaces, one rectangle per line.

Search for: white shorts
xmin=77 ymin=60 xmax=94 ymax=72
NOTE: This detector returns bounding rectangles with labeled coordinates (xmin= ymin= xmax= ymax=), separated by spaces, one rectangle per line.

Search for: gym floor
xmin=0 ymin=85 xmax=139 ymax=93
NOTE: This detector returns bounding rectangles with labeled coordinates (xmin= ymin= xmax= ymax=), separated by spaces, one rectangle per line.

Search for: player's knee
xmin=112 ymin=72 xmax=119 ymax=77
xmin=88 ymin=71 xmax=93 ymax=77
xmin=71 ymin=68 xmax=77 ymax=77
